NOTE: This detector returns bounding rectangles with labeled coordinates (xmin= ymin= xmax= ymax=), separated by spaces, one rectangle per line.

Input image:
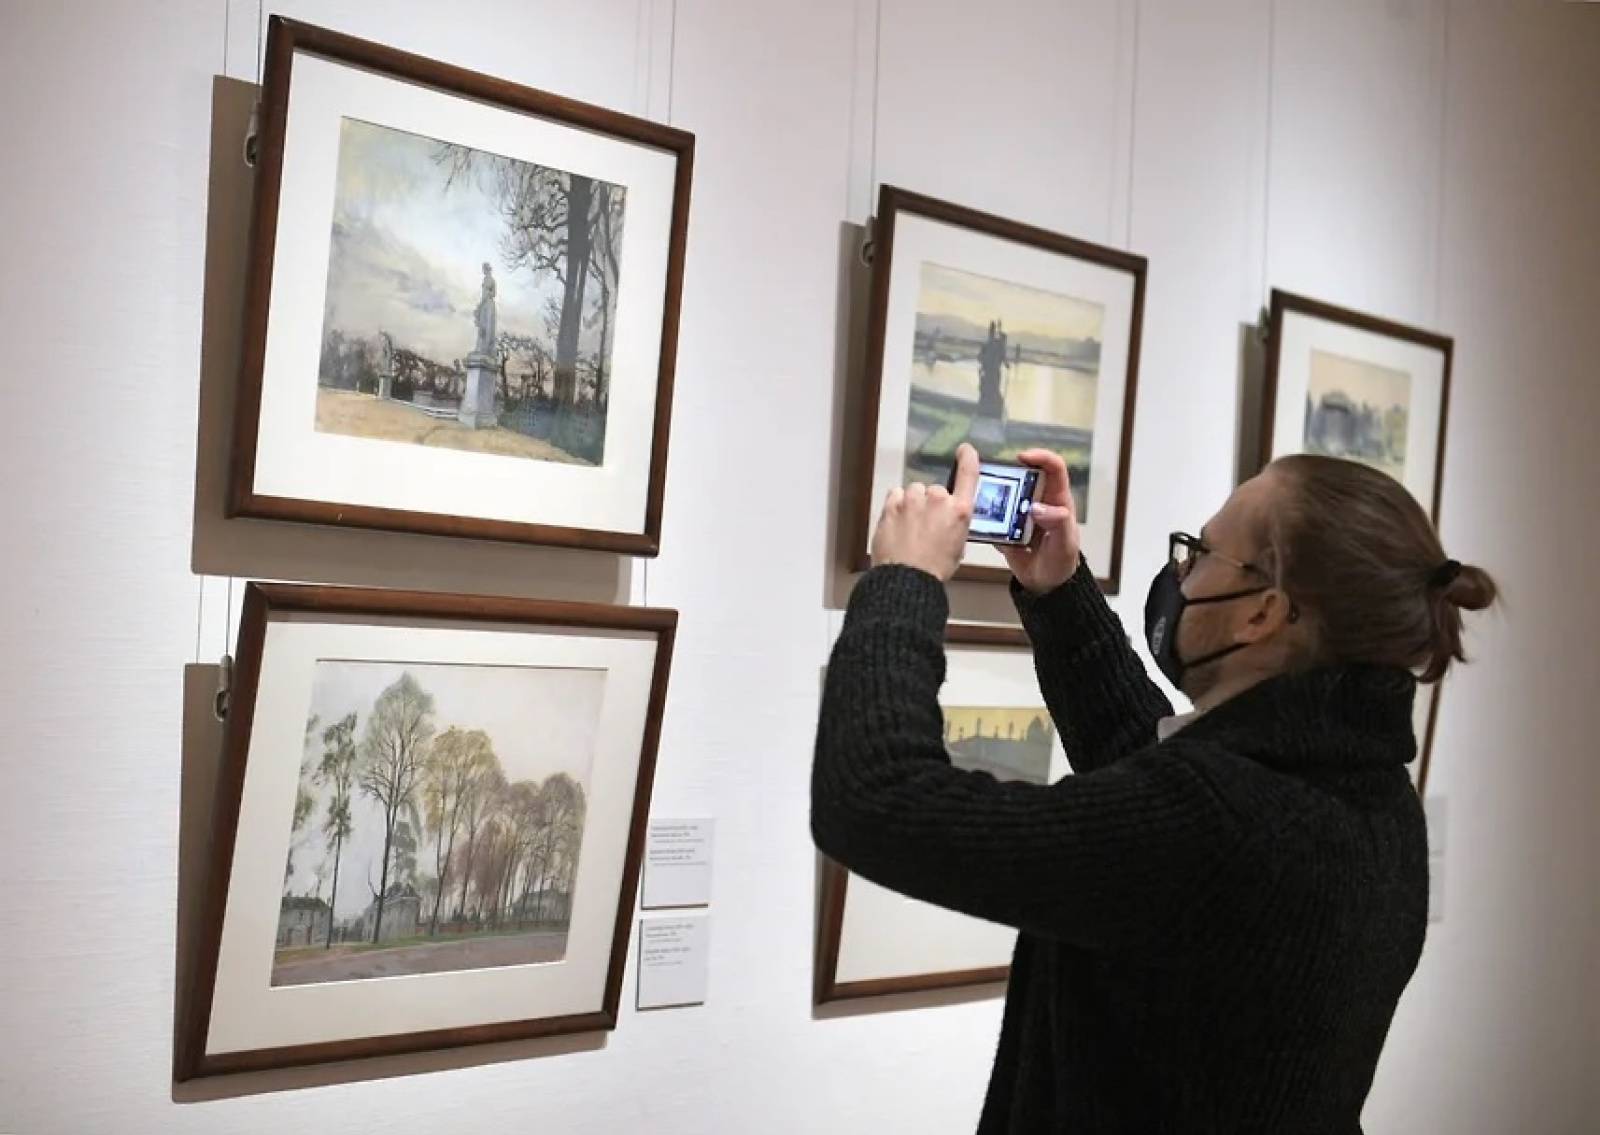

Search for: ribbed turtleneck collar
xmin=1169 ymin=664 xmax=1419 ymax=774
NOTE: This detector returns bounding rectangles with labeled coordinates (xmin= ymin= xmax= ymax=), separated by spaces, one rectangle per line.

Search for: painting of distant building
xmin=942 ymin=706 xmax=1056 ymax=785
xmin=1303 ymin=349 xmax=1412 ymax=484
xmin=277 ymin=896 xmax=331 ymax=948
xmin=355 ymin=883 xmax=424 ymax=944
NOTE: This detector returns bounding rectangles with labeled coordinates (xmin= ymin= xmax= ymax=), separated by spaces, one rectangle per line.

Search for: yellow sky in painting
xmin=918 ymin=262 xmax=1104 ymax=342
xmin=943 ymin=705 xmax=1051 ymax=739
xmin=1308 ymin=349 xmax=1412 ymax=411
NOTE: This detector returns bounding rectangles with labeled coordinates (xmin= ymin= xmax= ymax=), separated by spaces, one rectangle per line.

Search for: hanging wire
xmin=1430 ymin=9 xmax=1452 ymax=330
xmin=641 ymin=0 xmax=680 ymax=611
xmin=240 ymin=1 xmax=266 ymax=165
xmin=666 ymin=0 xmax=678 ymax=126
xmin=1258 ymin=0 xmax=1278 ymax=317
xmin=1121 ymin=0 xmax=1143 ymax=250
xmin=868 ymin=0 xmax=883 ymax=215
xmin=854 ymin=0 xmax=885 ymax=264
xmin=1426 ymin=7 xmax=1452 ymax=544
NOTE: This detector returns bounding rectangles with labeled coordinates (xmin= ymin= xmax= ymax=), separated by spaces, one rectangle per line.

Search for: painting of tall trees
xmin=314 ymin=116 xmax=626 ymax=466
xmin=274 ymin=660 xmax=603 ymax=987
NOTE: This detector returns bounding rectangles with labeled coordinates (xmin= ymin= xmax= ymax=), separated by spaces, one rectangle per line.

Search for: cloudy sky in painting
xmin=319 ymin=116 xmax=558 ymax=362
xmin=1308 ymin=349 xmax=1413 ymax=413
xmin=915 ymin=262 xmax=1105 ymax=349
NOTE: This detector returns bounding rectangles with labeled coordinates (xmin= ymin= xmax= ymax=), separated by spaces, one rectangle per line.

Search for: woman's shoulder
xmin=1146 ymin=735 xmax=1426 ymax=851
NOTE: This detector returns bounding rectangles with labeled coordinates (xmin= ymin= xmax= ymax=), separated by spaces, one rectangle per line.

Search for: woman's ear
xmin=1241 ymin=589 xmax=1294 ymax=639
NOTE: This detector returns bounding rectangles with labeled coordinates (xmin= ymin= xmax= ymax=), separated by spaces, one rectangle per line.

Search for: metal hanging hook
xmin=857 ymin=217 xmax=877 ymax=269
xmin=213 ymin=654 xmax=234 ymax=722
xmin=243 ymin=100 xmax=260 ymax=168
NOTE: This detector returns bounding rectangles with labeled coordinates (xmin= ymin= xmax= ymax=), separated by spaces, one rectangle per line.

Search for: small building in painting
xmin=1304 ymin=390 xmax=1408 ymax=468
xmin=355 ymin=882 xmax=423 ymax=943
xmin=946 ymin=714 xmax=1056 ymax=784
xmin=276 ymin=895 xmax=331 ymax=948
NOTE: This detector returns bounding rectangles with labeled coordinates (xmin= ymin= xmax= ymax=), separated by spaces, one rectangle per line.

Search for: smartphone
xmin=947 ymin=458 xmax=1043 ymax=546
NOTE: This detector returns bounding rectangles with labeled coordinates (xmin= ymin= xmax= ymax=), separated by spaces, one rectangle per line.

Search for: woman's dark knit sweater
xmin=810 ymin=561 xmax=1429 ymax=1134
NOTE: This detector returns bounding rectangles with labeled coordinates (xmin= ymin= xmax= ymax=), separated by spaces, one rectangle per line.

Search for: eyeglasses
xmin=1168 ymin=531 xmax=1267 ymax=579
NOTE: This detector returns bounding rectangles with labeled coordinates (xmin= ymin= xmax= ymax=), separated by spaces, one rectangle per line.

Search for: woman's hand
xmin=999 ymin=448 xmax=1082 ymax=594
xmin=870 ymin=444 xmax=979 ymax=581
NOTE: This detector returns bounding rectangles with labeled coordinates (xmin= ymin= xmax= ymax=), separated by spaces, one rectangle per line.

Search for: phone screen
xmin=948 ymin=459 xmax=1042 ymax=545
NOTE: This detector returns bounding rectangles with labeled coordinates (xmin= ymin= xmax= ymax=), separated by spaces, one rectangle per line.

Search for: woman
xmin=810 ymin=443 xmax=1497 ymax=1133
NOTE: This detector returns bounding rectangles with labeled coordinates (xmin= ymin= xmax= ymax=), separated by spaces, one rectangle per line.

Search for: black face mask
xmin=1143 ymin=562 xmax=1269 ymax=688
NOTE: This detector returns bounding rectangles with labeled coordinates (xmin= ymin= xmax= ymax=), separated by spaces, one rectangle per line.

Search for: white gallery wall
xmin=2 ymin=0 xmax=1597 ymax=1131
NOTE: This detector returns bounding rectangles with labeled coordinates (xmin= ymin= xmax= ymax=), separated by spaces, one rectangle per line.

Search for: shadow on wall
xmin=189 ymin=76 xmax=630 ymax=608
xmin=1235 ymin=316 xmax=1268 ymax=486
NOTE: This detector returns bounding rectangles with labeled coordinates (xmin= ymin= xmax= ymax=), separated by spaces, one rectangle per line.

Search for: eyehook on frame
xmin=243 ymin=100 xmax=261 ymax=168
xmin=1254 ymin=305 xmax=1272 ymax=344
xmin=213 ymin=653 xmax=234 ymax=722
xmin=857 ymin=217 xmax=877 ymax=269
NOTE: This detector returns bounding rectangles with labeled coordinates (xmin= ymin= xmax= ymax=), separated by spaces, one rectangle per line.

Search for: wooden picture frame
xmin=228 ymin=17 xmax=694 ymax=553
xmin=814 ymin=623 xmax=1067 ymax=1005
xmin=1259 ymin=289 xmax=1453 ymax=522
xmin=1413 ymin=679 xmax=1442 ymax=795
xmin=848 ymin=185 xmax=1147 ymax=591
xmin=176 ymin=583 xmax=677 ymax=1079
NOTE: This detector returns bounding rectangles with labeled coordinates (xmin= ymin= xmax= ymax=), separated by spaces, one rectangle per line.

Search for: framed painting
xmin=1259 ymin=290 xmax=1453 ymax=522
xmin=814 ymin=624 xmax=1069 ymax=1004
xmin=849 ymin=185 xmax=1147 ymax=591
xmin=228 ymin=17 xmax=694 ymax=554
xmin=176 ymin=583 xmax=676 ymax=1079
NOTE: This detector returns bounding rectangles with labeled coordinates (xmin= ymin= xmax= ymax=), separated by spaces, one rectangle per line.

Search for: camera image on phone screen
xmin=948 ymin=459 xmax=1042 ymax=545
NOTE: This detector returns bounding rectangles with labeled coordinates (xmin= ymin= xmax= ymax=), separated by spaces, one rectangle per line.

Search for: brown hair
xmin=1261 ymin=454 xmax=1498 ymax=683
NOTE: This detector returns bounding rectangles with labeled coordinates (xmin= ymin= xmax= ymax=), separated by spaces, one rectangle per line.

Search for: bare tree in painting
xmin=288 ymin=714 xmax=321 ymax=882
xmin=386 ymin=801 xmax=425 ymax=897
xmin=512 ymin=171 xmax=592 ymax=408
xmin=585 ymin=183 xmax=623 ymax=413
xmin=501 ymin=332 xmax=553 ymax=403
xmin=355 ymin=672 xmax=436 ymax=942
xmin=453 ymin=761 xmax=505 ymax=925
xmin=435 ymin=146 xmax=625 ymax=410
xmin=315 ymin=712 xmax=359 ymax=948
xmin=421 ymin=726 xmax=498 ymax=935
xmin=498 ymin=779 xmax=545 ymax=924
xmin=531 ymin=773 xmax=586 ymax=919
xmin=470 ymin=798 xmax=514 ymax=924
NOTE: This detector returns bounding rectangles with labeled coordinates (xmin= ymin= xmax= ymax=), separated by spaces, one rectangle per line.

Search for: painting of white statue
xmin=229 ymin=18 xmax=694 ymax=554
xmin=314 ymin=116 xmax=626 ymax=467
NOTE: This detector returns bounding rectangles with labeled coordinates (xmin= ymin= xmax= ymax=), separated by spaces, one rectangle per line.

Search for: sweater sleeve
xmin=810 ymin=565 xmax=1245 ymax=949
xmin=1010 ymin=558 xmax=1174 ymax=773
